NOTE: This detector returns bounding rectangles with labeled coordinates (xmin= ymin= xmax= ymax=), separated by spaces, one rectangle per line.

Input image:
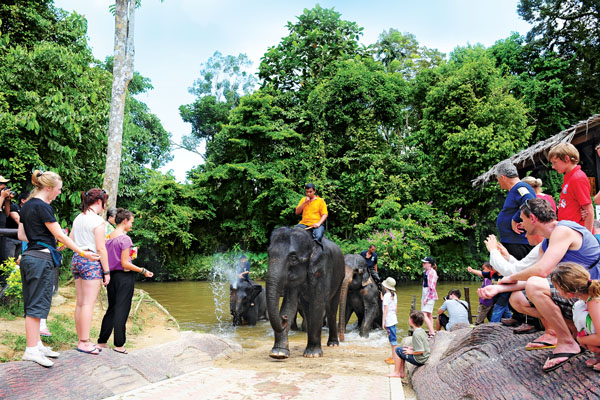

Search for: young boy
xmin=548 ymin=143 xmax=593 ymax=232
xmin=467 ymin=262 xmax=495 ymax=325
xmin=389 ymin=311 xmax=430 ymax=378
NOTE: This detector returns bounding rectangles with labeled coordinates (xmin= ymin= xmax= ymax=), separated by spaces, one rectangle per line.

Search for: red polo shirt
xmin=557 ymin=165 xmax=591 ymax=226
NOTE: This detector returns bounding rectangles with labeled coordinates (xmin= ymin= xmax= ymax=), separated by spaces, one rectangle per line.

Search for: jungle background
xmin=1 ymin=0 xmax=599 ymax=283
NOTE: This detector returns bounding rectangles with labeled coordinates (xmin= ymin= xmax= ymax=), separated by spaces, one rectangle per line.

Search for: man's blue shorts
xmin=386 ymin=325 xmax=398 ymax=346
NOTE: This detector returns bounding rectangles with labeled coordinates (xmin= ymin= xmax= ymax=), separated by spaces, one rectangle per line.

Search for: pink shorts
xmin=71 ymin=254 xmax=102 ymax=280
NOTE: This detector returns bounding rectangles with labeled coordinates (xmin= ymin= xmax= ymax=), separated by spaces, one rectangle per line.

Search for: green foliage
xmin=0 ymin=258 xmax=22 ymax=302
xmin=518 ymin=0 xmax=600 ymax=119
xmin=258 ymin=5 xmax=365 ymax=94
xmin=352 ymin=200 xmax=470 ymax=280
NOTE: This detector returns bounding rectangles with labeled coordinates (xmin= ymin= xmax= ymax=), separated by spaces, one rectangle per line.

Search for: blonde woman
xmin=522 ymin=176 xmax=556 ymax=214
xmin=18 ymin=171 xmax=100 ymax=367
xmin=70 ymin=188 xmax=110 ymax=355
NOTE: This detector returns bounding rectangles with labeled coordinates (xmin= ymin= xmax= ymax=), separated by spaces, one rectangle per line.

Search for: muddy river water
xmin=137 ymin=280 xmax=483 ymax=348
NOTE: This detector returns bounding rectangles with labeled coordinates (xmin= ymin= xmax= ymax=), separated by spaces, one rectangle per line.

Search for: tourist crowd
xmin=0 ymin=171 xmax=152 ymax=367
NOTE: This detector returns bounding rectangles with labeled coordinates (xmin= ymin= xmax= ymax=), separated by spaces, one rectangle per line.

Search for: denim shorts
xmin=386 ymin=325 xmax=398 ymax=346
xmin=396 ymin=346 xmax=425 ymax=366
xmin=71 ymin=254 xmax=102 ymax=280
xmin=20 ymin=252 xmax=54 ymax=319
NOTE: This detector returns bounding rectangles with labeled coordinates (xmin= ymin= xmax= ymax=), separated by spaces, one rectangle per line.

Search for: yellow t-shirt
xmin=297 ymin=196 xmax=328 ymax=226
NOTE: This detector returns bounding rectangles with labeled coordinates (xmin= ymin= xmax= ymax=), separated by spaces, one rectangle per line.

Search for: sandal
xmin=77 ymin=339 xmax=100 ymax=355
xmin=40 ymin=329 xmax=52 ymax=337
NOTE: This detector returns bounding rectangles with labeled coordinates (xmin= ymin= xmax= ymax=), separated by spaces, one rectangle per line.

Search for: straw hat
xmin=382 ymin=277 xmax=396 ymax=291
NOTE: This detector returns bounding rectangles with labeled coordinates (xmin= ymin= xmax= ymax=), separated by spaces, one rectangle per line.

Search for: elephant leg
xmin=326 ymin=289 xmax=340 ymax=347
xmin=270 ymin=291 xmax=297 ymax=359
xmin=303 ymin=300 xmax=324 ymax=358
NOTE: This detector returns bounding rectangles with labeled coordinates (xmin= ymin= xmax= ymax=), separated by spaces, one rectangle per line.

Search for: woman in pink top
xmin=522 ymin=176 xmax=557 ymax=214
xmin=97 ymin=208 xmax=153 ymax=354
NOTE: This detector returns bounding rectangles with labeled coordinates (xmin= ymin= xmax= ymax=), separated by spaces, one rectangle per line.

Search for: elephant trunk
xmin=266 ymin=270 xmax=287 ymax=333
xmin=337 ymin=265 xmax=353 ymax=342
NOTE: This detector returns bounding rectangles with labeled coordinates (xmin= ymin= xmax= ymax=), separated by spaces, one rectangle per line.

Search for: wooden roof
xmin=472 ymin=114 xmax=600 ymax=188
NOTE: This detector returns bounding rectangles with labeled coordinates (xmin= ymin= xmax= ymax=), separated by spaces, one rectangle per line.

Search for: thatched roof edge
xmin=471 ymin=114 xmax=600 ymax=188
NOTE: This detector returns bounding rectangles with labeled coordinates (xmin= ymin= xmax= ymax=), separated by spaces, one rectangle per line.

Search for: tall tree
xmin=517 ymin=0 xmax=600 ymax=118
xmin=103 ymin=0 xmax=136 ymax=209
xmin=179 ymin=51 xmax=257 ymax=155
xmin=258 ymin=5 xmax=364 ymax=96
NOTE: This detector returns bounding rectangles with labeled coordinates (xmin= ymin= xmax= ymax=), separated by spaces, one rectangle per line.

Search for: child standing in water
xmin=550 ymin=262 xmax=600 ymax=370
xmin=421 ymin=256 xmax=438 ymax=337
xmin=381 ymin=277 xmax=398 ymax=366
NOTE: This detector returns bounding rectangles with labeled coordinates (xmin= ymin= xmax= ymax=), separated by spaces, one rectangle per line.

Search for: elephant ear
xmin=308 ymin=245 xmax=325 ymax=274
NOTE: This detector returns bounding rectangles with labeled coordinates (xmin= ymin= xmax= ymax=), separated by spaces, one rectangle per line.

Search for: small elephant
xmin=266 ymin=226 xmax=345 ymax=358
xmin=338 ymin=254 xmax=382 ymax=340
xmin=230 ymin=279 xmax=268 ymax=326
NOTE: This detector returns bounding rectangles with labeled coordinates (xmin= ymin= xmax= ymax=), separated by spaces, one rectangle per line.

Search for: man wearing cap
xmin=0 ymin=175 xmax=12 ymax=263
xmin=437 ymin=289 xmax=470 ymax=331
xmin=295 ymin=183 xmax=328 ymax=245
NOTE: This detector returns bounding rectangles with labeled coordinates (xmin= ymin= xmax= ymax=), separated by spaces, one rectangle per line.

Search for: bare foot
xmin=388 ymin=373 xmax=402 ymax=378
xmin=96 ymin=343 xmax=109 ymax=349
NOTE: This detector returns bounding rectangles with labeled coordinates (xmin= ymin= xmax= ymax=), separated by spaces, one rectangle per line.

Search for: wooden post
xmin=464 ymin=287 xmax=473 ymax=324
xmin=409 ymin=294 xmax=416 ymax=335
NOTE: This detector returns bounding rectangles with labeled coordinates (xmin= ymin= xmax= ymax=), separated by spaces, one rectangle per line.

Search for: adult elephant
xmin=230 ymin=279 xmax=268 ymax=326
xmin=266 ymin=226 xmax=345 ymax=358
xmin=338 ymin=254 xmax=382 ymax=340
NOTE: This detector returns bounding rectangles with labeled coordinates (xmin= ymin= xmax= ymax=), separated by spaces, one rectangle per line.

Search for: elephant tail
xmin=337 ymin=265 xmax=353 ymax=342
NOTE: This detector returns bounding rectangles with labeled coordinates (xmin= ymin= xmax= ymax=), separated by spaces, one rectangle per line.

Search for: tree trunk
xmin=103 ymin=0 xmax=135 ymax=209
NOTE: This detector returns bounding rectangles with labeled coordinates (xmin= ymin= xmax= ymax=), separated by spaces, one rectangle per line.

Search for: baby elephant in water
xmin=230 ymin=279 xmax=268 ymax=326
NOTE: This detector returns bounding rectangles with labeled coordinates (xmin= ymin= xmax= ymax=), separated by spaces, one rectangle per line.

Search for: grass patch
xmin=0 ymin=301 xmax=21 ymax=320
xmin=0 ymin=332 xmax=27 ymax=360
xmin=43 ymin=315 xmax=79 ymax=348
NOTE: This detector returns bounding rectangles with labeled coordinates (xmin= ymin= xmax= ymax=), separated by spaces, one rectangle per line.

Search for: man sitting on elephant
xmin=361 ymin=244 xmax=381 ymax=285
xmin=295 ymin=183 xmax=328 ymax=246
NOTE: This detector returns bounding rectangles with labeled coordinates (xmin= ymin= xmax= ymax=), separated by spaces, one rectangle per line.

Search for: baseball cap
xmin=421 ymin=256 xmax=435 ymax=264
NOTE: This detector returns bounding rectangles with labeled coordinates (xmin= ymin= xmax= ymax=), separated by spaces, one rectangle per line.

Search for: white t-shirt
xmin=72 ymin=212 xmax=105 ymax=252
xmin=382 ymin=291 xmax=398 ymax=327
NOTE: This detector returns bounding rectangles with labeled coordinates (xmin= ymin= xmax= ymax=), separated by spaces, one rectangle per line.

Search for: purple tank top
xmin=541 ymin=220 xmax=600 ymax=279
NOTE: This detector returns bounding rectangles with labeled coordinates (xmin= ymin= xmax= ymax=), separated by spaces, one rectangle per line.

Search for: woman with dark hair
xmin=70 ymin=188 xmax=110 ymax=355
xmin=97 ymin=208 xmax=153 ymax=354
xmin=18 ymin=171 xmax=100 ymax=366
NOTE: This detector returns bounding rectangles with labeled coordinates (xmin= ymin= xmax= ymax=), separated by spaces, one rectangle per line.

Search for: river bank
xmin=0 ymin=285 xmax=416 ymax=399
xmin=0 ymin=286 xmax=179 ymax=362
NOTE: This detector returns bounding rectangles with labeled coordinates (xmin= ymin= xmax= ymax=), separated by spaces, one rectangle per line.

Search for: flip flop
xmin=76 ymin=346 xmax=100 ymax=355
xmin=40 ymin=330 xmax=52 ymax=337
xmin=113 ymin=348 xmax=128 ymax=354
xmin=542 ymin=350 xmax=584 ymax=372
xmin=525 ymin=341 xmax=557 ymax=351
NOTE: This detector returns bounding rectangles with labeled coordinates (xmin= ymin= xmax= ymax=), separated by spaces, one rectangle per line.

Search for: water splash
xmin=208 ymin=253 xmax=241 ymax=332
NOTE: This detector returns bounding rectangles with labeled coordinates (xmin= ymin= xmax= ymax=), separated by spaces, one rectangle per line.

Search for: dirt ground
xmin=214 ymin=332 xmax=416 ymax=398
xmin=0 ymin=285 xmax=179 ymax=361
xmin=0 ymin=288 xmax=415 ymax=397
